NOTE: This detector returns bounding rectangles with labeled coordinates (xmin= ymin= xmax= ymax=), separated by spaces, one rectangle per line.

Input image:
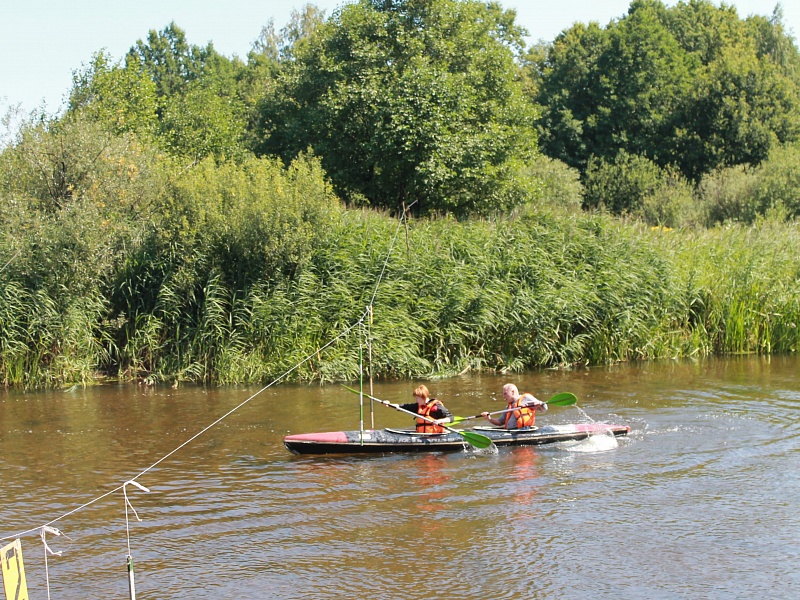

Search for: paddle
xmin=342 ymin=385 xmax=493 ymax=450
xmin=449 ymin=392 xmax=578 ymax=425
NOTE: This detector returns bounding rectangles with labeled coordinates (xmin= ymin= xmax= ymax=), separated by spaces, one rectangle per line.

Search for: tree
xmin=529 ymin=22 xmax=608 ymax=173
xmin=244 ymin=6 xmax=327 ymax=152
xmin=68 ymin=51 xmax=158 ymax=137
xmin=126 ymin=22 xmax=214 ymax=98
xmin=596 ymin=0 xmax=694 ymax=161
xmin=673 ymin=47 xmax=800 ymax=180
xmin=124 ymin=22 xmax=252 ymax=161
xmin=746 ymin=4 xmax=800 ymax=79
xmin=159 ymin=80 xmax=247 ymax=161
xmin=256 ymin=0 xmax=539 ymax=215
xmin=535 ymin=0 xmax=694 ymax=173
xmin=533 ymin=0 xmax=800 ymax=182
xmin=252 ymin=4 xmax=327 ymax=62
xmin=662 ymin=0 xmax=743 ymax=65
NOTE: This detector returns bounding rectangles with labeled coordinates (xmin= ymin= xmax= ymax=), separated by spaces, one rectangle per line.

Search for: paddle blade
xmin=449 ymin=416 xmax=468 ymax=425
xmin=342 ymin=384 xmax=385 ymax=404
xmin=458 ymin=430 xmax=493 ymax=449
xmin=547 ymin=392 xmax=578 ymax=406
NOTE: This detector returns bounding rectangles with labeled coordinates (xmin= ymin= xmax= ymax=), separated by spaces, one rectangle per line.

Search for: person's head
xmin=413 ymin=384 xmax=431 ymax=405
xmin=502 ymin=383 xmax=520 ymax=404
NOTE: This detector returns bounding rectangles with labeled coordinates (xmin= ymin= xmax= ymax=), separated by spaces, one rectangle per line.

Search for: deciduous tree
xmin=532 ymin=0 xmax=800 ymax=182
xmin=257 ymin=0 xmax=539 ymax=215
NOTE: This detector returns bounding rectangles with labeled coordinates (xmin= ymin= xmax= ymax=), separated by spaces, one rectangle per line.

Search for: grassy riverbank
xmin=2 ymin=153 xmax=798 ymax=388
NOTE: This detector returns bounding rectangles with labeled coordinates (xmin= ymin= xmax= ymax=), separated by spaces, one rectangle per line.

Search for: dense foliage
xmin=2 ymin=0 xmax=800 ymax=388
xmin=2 ymin=111 xmax=799 ymax=387
xmin=531 ymin=0 xmax=800 ymax=186
xmin=58 ymin=0 xmax=800 ymax=223
xmin=256 ymin=0 xmax=539 ymax=215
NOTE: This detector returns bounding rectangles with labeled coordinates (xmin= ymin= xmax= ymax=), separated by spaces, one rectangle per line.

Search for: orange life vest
xmin=504 ymin=396 xmax=536 ymax=429
xmin=417 ymin=399 xmax=445 ymax=434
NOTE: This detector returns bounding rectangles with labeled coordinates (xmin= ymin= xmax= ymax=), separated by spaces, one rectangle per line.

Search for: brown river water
xmin=1 ymin=356 xmax=798 ymax=599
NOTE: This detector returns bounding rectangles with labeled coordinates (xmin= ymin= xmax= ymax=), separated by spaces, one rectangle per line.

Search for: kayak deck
xmin=284 ymin=423 xmax=629 ymax=455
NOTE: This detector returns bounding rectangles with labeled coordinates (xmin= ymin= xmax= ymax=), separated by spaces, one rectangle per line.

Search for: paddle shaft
xmin=485 ymin=403 xmax=546 ymax=419
xmin=451 ymin=392 xmax=577 ymax=424
xmin=450 ymin=404 xmax=543 ymax=426
xmin=348 ymin=387 xmax=459 ymax=429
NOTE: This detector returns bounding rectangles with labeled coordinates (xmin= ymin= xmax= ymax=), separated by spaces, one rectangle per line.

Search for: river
xmin=1 ymin=356 xmax=798 ymax=598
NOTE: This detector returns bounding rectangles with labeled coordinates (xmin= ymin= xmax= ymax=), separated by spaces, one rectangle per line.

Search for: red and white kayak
xmin=284 ymin=423 xmax=630 ymax=455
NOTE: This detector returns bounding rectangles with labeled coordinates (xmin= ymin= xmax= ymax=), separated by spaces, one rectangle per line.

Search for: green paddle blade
xmin=343 ymin=384 xmax=370 ymax=398
xmin=547 ymin=392 xmax=578 ymax=406
xmin=457 ymin=430 xmax=493 ymax=449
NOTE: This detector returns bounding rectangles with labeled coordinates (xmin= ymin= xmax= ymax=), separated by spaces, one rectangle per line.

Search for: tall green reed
xmin=3 ymin=125 xmax=799 ymax=388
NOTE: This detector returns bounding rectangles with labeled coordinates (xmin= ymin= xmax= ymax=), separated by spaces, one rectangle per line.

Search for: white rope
xmin=40 ymin=525 xmax=63 ymax=600
xmin=40 ymin=526 xmax=62 ymax=557
xmin=123 ymin=481 xmax=151 ymax=555
xmin=366 ymin=200 xmax=415 ymax=308
xmin=0 ymin=318 xmax=363 ymax=543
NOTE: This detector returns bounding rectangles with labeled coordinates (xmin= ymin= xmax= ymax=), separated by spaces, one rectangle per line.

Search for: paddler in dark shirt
xmin=395 ymin=384 xmax=453 ymax=434
xmin=481 ymin=383 xmax=547 ymax=429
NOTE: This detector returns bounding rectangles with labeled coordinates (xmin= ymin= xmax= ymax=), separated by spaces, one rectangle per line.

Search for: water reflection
xmin=412 ymin=454 xmax=451 ymax=515
xmin=508 ymin=447 xmax=540 ymax=511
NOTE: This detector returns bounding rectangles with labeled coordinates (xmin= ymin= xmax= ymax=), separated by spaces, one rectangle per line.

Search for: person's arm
xmin=520 ymin=393 xmax=547 ymax=412
xmin=431 ymin=401 xmax=452 ymax=424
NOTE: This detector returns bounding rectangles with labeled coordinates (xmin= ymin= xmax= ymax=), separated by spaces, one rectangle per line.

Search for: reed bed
xmin=2 ymin=161 xmax=799 ymax=387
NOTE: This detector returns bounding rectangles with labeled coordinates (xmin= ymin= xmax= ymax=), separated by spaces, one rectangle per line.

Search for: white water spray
xmin=564 ymin=406 xmax=619 ymax=452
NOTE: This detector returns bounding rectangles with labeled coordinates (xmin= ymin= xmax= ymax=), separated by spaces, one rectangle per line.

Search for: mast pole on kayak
xmin=359 ymin=320 xmax=365 ymax=445
xmin=368 ymin=305 xmax=375 ymax=430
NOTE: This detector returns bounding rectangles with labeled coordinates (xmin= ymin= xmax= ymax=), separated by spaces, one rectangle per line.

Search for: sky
xmin=1 ymin=0 xmax=798 ymax=117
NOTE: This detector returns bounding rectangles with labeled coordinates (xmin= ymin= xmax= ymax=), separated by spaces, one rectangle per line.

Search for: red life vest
xmin=504 ymin=396 xmax=536 ymax=429
xmin=417 ymin=399 xmax=445 ymax=433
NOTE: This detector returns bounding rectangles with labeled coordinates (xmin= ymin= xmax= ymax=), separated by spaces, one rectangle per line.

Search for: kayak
xmin=284 ymin=423 xmax=630 ymax=455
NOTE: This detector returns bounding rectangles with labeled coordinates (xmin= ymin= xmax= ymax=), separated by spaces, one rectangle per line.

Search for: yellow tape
xmin=1 ymin=540 xmax=29 ymax=600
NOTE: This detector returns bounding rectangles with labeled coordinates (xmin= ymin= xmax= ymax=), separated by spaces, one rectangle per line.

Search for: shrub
xmin=583 ymin=151 xmax=664 ymax=214
xmin=636 ymin=168 xmax=698 ymax=228
xmin=523 ymin=154 xmax=583 ymax=210
xmin=752 ymin=142 xmax=800 ymax=219
xmin=696 ymin=164 xmax=760 ymax=225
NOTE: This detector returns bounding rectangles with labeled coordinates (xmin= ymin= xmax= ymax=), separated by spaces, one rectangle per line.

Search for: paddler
xmin=481 ymin=383 xmax=547 ymax=429
xmin=386 ymin=384 xmax=453 ymax=434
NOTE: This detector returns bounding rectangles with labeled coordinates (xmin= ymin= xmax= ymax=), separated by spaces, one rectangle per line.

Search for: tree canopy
xmin=255 ymin=0 xmax=539 ymax=215
xmin=531 ymin=0 xmax=800 ymax=182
